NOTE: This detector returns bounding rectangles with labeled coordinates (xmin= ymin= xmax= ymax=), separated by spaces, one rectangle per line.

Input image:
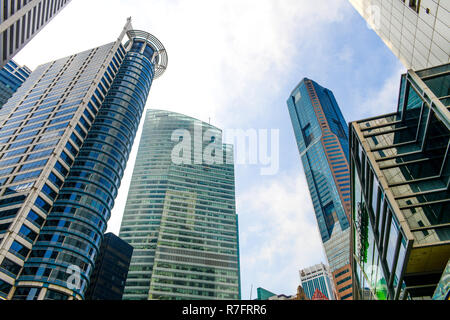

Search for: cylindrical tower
xmin=12 ymin=29 xmax=167 ymax=300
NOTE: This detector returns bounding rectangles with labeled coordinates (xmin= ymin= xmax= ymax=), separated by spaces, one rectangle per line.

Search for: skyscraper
xmin=119 ymin=109 xmax=241 ymax=300
xmin=0 ymin=59 xmax=31 ymax=109
xmin=350 ymin=63 xmax=449 ymax=300
xmin=0 ymin=18 xmax=168 ymax=300
xmin=0 ymin=0 xmax=72 ymax=68
xmin=349 ymin=0 xmax=449 ymax=70
xmin=300 ymin=263 xmax=336 ymax=300
xmin=287 ymin=78 xmax=353 ymax=300
xmin=85 ymin=232 xmax=133 ymax=300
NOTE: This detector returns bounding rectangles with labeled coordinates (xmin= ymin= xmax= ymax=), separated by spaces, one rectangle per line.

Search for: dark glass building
xmin=0 ymin=59 xmax=31 ymax=109
xmin=287 ymin=78 xmax=353 ymax=300
xmin=0 ymin=18 xmax=167 ymax=300
xmin=85 ymin=232 xmax=133 ymax=300
xmin=350 ymin=63 xmax=450 ymax=300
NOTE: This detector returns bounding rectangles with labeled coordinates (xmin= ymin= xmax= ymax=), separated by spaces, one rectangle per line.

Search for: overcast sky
xmin=14 ymin=0 xmax=405 ymax=299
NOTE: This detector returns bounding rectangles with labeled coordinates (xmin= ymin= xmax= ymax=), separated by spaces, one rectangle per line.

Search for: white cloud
xmin=352 ymin=65 xmax=405 ymax=120
xmin=237 ymin=171 xmax=326 ymax=298
xmin=13 ymin=0 xmax=352 ymax=237
xmin=15 ymin=0 xmax=351 ymax=128
xmin=338 ymin=46 xmax=355 ymax=63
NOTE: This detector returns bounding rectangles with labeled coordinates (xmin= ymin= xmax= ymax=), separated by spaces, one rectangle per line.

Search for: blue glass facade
xmin=0 ymin=60 xmax=31 ymax=109
xmin=15 ymin=42 xmax=154 ymax=299
xmin=303 ymin=275 xmax=332 ymax=299
xmin=287 ymin=78 xmax=352 ymax=299
xmin=0 ymin=20 xmax=167 ymax=300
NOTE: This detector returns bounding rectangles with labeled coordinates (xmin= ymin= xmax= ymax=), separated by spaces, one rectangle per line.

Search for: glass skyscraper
xmin=0 ymin=59 xmax=31 ymax=109
xmin=0 ymin=0 xmax=72 ymax=68
xmin=119 ymin=109 xmax=241 ymax=300
xmin=287 ymin=78 xmax=353 ymax=300
xmin=0 ymin=18 xmax=168 ymax=300
xmin=350 ymin=63 xmax=449 ymax=300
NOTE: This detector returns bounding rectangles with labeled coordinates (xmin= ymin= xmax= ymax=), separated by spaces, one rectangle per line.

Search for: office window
xmin=333 ymin=119 xmax=347 ymax=139
xmin=19 ymin=224 xmax=38 ymax=242
xmin=0 ymin=258 xmax=21 ymax=277
xmin=9 ymin=241 xmax=30 ymax=259
xmin=408 ymin=0 xmax=420 ymax=13
xmin=26 ymin=209 xmax=45 ymax=227
xmin=303 ymin=123 xmax=314 ymax=147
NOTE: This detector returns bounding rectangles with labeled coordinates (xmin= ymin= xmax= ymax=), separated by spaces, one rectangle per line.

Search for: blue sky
xmin=14 ymin=0 xmax=405 ymax=299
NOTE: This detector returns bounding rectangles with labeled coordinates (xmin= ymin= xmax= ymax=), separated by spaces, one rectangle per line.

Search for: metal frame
xmin=126 ymin=30 xmax=168 ymax=79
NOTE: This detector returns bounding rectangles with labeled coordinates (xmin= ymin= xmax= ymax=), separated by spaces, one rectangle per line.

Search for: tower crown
xmin=125 ymin=30 xmax=168 ymax=79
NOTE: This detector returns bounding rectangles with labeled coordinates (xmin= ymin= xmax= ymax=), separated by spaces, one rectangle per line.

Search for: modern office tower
xmin=0 ymin=18 xmax=168 ymax=300
xmin=0 ymin=0 xmax=72 ymax=68
xmin=350 ymin=63 xmax=449 ymax=300
xmin=119 ymin=109 xmax=240 ymax=300
xmin=349 ymin=0 xmax=449 ymax=70
xmin=0 ymin=59 xmax=31 ymax=108
xmin=287 ymin=78 xmax=353 ymax=300
xmin=300 ymin=263 xmax=336 ymax=300
xmin=85 ymin=232 xmax=133 ymax=300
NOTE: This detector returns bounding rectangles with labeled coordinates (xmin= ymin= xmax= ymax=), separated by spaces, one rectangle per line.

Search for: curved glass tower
xmin=119 ymin=110 xmax=241 ymax=300
xmin=0 ymin=19 xmax=167 ymax=300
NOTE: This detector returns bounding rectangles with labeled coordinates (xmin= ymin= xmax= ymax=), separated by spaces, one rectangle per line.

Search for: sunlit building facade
xmin=349 ymin=0 xmax=449 ymax=70
xmin=287 ymin=78 xmax=353 ymax=300
xmin=350 ymin=63 xmax=450 ymax=300
xmin=0 ymin=19 xmax=168 ymax=300
xmin=0 ymin=0 xmax=72 ymax=68
xmin=119 ymin=109 xmax=241 ymax=300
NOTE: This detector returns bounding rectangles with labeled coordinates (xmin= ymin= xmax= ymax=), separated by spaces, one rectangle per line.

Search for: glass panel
xmin=393 ymin=235 xmax=407 ymax=290
xmin=371 ymin=177 xmax=379 ymax=216
xmin=385 ymin=213 xmax=400 ymax=273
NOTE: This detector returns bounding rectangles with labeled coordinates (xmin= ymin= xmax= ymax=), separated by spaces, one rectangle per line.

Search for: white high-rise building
xmin=300 ymin=263 xmax=337 ymax=300
xmin=349 ymin=0 xmax=449 ymax=69
xmin=0 ymin=0 xmax=72 ymax=68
